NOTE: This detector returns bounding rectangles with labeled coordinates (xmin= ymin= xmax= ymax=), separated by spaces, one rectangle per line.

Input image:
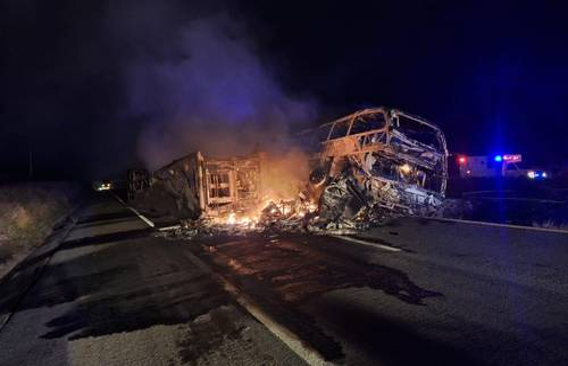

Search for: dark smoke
xmin=1 ymin=0 xmax=318 ymax=179
xmin=122 ymin=15 xmax=318 ymax=170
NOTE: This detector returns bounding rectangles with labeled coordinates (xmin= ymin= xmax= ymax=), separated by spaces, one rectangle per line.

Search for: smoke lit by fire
xmin=118 ymin=6 xmax=320 ymax=230
xmin=125 ymin=16 xmax=318 ymax=170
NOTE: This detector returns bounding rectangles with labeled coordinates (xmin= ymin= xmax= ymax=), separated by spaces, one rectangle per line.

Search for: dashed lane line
xmin=112 ymin=194 xmax=155 ymax=228
xmin=330 ymin=235 xmax=402 ymax=252
xmin=425 ymin=217 xmax=568 ymax=235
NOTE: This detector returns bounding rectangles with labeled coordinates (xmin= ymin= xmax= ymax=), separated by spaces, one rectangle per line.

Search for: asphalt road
xmin=0 ymin=195 xmax=304 ymax=366
xmin=1 ymin=194 xmax=567 ymax=365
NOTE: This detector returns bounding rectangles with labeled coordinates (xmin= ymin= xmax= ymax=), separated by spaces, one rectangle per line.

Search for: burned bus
xmin=299 ymin=107 xmax=448 ymax=219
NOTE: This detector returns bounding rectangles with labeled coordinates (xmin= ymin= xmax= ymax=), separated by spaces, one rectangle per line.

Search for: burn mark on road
xmin=177 ymin=305 xmax=253 ymax=365
xmin=193 ymin=233 xmax=442 ymax=361
xmin=8 ymin=233 xmax=232 ymax=340
xmin=203 ymin=234 xmax=440 ymax=305
xmin=313 ymin=297 xmax=482 ymax=365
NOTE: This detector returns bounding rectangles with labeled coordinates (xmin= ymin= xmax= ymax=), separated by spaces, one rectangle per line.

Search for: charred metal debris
xmin=129 ymin=107 xmax=449 ymax=235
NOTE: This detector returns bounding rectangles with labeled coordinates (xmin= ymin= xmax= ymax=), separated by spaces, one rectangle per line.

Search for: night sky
xmin=2 ymin=0 xmax=568 ymax=180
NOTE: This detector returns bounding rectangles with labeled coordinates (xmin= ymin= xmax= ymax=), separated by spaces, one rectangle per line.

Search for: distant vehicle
xmin=503 ymin=162 xmax=548 ymax=180
xmin=93 ymin=180 xmax=114 ymax=191
xmin=527 ymin=170 xmax=548 ymax=180
xmin=455 ymin=154 xmax=548 ymax=179
xmin=456 ymin=155 xmax=500 ymax=178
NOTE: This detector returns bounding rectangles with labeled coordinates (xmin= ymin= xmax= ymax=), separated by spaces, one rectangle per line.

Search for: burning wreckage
xmin=129 ymin=107 xmax=448 ymax=234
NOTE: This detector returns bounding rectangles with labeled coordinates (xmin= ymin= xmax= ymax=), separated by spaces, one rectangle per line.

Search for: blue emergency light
xmin=494 ymin=155 xmax=503 ymax=162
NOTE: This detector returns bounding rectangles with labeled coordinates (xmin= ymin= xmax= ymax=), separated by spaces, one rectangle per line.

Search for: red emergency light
xmin=458 ymin=156 xmax=467 ymax=164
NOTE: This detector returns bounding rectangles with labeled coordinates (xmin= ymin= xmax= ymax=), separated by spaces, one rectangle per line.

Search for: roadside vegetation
xmin=0 ymin=183 xmax=79 ymax=279
xmin=444 ymin=177 xmax=568 ymax=229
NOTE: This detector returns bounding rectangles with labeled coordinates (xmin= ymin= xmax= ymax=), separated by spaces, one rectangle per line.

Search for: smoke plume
xmin=124 ymin=15 xmax=318 ymax=170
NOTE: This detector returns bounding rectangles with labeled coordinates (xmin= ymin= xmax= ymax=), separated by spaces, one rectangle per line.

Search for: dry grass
xmin=0 ymin=183 xmax=79 ymax=276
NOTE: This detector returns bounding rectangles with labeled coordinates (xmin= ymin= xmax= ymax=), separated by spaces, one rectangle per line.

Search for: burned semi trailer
xmin=129 ymin=152 xmax=265 ymax=219
xmin=298 ymin=107 xmax=448 ymax=224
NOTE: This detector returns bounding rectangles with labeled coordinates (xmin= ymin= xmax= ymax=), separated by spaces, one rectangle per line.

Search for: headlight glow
xmin=527 ymin=171 xmax=535 ymax=179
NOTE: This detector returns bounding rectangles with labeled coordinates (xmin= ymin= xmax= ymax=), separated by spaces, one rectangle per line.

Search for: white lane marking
xmin=222 ymin=281 xmax=332 ymax=366
xmin=158 ymin=225 xmax=181 ymax=232
xmin=427 ymin=217 xmax=568 ymax=234
xmin=216 ymin=240 xmax=248 ymax=248
xmin=112 ymin=193 xmax=127 ymax=205
xmin=331 ymin=235 xmax=402 ymax=252
xmin=112 ymin=194 xmax=155 ymax=228
xmin=464 ymin=196 xmax=565 ymax=204
xmin=127 ymin=206 xmax=155 ymax=228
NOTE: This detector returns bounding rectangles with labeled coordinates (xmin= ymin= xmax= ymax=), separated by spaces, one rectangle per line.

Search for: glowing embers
xmin=399 ymin=163 xmax=412 ymax=175
xmin=208 ymin=196 xmax=318 ymax=232
xmin=213 ymin=211 xmax=259 ymax=228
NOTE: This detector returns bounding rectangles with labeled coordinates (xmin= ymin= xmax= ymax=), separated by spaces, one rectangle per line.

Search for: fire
xmin=201 ymin=150 xmax=316 ymax=230
xmin=226 ymin=212 xmax=237 ymax=225
xmin=222 ymin=213 xmax=257 ymax=226
xmin=211 ymin=194 xmax=318 ymax=230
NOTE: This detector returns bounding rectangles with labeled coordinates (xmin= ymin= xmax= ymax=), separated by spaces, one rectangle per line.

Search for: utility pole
xmin=28 ymin=141 xmax=33 ymax=180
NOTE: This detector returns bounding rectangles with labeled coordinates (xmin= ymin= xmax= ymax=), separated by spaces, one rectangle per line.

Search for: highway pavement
xmin=192 ymin=219 xmax=568 ymax=365
xmin=0 ymin=195 xmax=304 ymax=366
xmin=0 ymin=194 xmax=567 ymax=365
